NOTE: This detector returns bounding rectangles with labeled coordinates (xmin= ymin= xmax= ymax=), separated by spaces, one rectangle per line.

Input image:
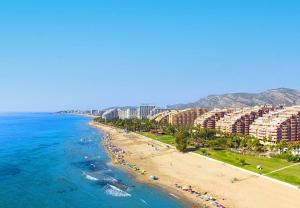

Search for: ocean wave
xmin=102 ymin=175 xmax=118 ymax=183
xmin=83 ymin=172 xmax=99 ymax=181
xmin=140 ymin=198 xmax=148 ymax=205
xmin=102 ymin=168 xmax=112 ymax=173
xmin=104 ymin=184 xmax=131 ymax=197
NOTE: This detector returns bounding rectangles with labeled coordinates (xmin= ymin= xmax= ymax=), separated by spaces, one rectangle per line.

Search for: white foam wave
xmin=104 ymin=184 xmax=131 ymax=197
xmin=102 ymin=175 xmax=118 ymax=183
xmin=83 ymin=172 xmax=99 ymax=181
xmin=140 ymin=199 xmax=148 ymax=205
xmin=103 ymin=169 xmax=112 ymax=173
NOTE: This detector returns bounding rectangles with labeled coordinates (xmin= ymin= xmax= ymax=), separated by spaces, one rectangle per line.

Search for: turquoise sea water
xmin=0 ymin=113 xmax=184 ymax=208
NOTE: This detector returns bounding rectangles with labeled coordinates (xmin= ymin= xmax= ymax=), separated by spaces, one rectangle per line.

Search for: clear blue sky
xmin=0 ymin=0 xmax=299 ymax=112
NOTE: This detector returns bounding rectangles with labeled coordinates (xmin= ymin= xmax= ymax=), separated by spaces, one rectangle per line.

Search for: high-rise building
xmin=127 ymin=108 xmax=138 ymax=118
xmin=138 ymin=105 xmax=156 ymax=119
xmin=91 ymin=110 xmax=105 ymax=116
xmin=102 ymin=108 xmax=119 ymax=122
xmin=149 ymin=107 xmax=168 ymax=117
xmin=216 ymin=106 xmax=282 ymax=135
xmin=117 ymin=109 xmax=128 ymax=119
xmin=118 ymin=108 xmax=138 ymax=119
xmin=194 ymin=109 xmax=229 ymax=129
xmin=150 ymin=110 xmax=179 ymax=123
xmin=250 ymin=106 xmax=300 ymax=144
xmin=169 ymin=108 xmax=207 ymax=126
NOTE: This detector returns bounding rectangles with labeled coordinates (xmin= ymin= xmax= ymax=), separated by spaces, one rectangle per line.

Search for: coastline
xmin=91 ymin=122 xmax=205 ymax=208
xmin=102 ymin=139 xmax=197 ymax=208
xmin=90 ymin=121 xmax=300 ymax=208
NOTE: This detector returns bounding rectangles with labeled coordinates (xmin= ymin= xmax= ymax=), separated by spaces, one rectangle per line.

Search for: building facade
xmin=138 ymin=105 xmax=156 ymax=119
xmin=216 ymin=106 xmax=282 ymax=135
xmin=149 ymin=108 xmax=169 ymax=117
xmin=169 ymin=108 xmax=207 ymax=126
xmin=250 ymin=106 xmax=300 ymax=143
xmin=102 ymin=108 xmax=119 ymax=122
xmin=118 ymin=108 xmax=138 ymax=119
xmin=194 ymin=109 xmax=228 ymax=129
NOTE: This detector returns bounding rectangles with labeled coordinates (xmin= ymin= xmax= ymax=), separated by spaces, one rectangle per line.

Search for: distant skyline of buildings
xmin=100 ymin=105 xmax=170 ymax=122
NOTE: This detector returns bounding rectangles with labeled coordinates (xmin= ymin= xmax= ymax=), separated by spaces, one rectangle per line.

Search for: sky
xmin=0 ymin=0 xmax=300 ymax=112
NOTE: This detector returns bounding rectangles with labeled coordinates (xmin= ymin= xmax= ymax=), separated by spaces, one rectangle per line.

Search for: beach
xmin=91 ymin=121 xmax=300 ymax=208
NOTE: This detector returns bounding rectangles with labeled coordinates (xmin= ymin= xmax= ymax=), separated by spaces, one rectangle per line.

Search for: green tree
xmin=277 ymin=139 xmax=287 ymax=154
xmin=175 ymin=131 xmax=188 ymax=152
xmin=227 ymin=136 xmax=241 ymax=149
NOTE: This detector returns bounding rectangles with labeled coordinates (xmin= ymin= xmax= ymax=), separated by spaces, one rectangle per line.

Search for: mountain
xmin=168 ymin=88 xmax=300 ymax=110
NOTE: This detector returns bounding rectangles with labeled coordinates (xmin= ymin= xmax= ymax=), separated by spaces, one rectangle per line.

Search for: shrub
xmin=238 ymin=158 xmax=247 ymax=166
xmin=271 ymin=153 xmax=300 ymax=163
xmin=199 ymin=148 xmax=208 ymax=156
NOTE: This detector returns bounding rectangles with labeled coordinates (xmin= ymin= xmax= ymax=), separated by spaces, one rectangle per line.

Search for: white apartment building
xmin=102 ymin=108 xmax=119 ymax=122
xmin=138 ymin=105 xmax=156 ymax=119
xmin=118 ymin=108 xmax=138 ymax=119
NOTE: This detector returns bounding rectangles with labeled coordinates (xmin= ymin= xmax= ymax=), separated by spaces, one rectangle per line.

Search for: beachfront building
xmin=150 ymin=110 xmax=179 ymax=123
xmin=118 ymin=108 xmax=138 ymax=119
xmin=138 ymin=105 xmax=156 ymax=119
xmin=97 ymin=110 xmax=106 ymax=117
xmin=169 ymin=108 xmax=207 ymax=126
xmin=150 ymin=110 xmax=175 ymax=123
xmin=91 ymin=110 xmax=98 ymax=115
xmin=216 ymin=106 xmax=282 ymax=135
xmin=90 ymin=110 xmax=105 ymax=116
xmin=150 ymin=108 xmax=207 ymax=126
xmin=102 ymin=108 xmax=119 ymax=122
xmin=250 ymin=106 xmax=300 ymax=144
xmin=149 ymin=107 xmax=169 ymax=117
xmin=127 ymin=108 xmax=138 ymax=119
xmin=194 ymin=109 xmax=228 ymax=129
xmin=117 ymin=109 xmax=128 ymax=119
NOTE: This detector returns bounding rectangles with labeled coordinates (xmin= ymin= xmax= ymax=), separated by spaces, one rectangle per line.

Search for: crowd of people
xmin=104 ymin=132 xmax=225 ymax=208
xmin=174 ymin=183 xmax=225 ymax=208
xmin=103 ymin=133 xmax=147 ymax=175
xmin=104 ymin=133 xmax=126 ymax=164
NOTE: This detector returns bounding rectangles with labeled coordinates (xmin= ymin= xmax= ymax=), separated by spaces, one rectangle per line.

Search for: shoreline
xmin=104 ymin=146 xmax=196 ymax=208
xmin=90 ymin=121 xmax=300 ymax=208
xmin=92 ymin=122 xmax=206 ymax=208
xmin=99 ymin=127 xmax=200 ymax=208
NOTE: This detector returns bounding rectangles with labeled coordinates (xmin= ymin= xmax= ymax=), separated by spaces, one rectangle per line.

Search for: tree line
xmin=93 ymin=117 xmax=300 ymax=161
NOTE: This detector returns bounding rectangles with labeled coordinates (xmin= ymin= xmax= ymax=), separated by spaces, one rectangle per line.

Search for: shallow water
xmin=0 ymin=113 xmax=185 ymax=208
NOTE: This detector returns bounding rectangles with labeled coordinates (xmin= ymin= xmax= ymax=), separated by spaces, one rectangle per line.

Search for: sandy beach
xmin=91 ymin=122 xmax=300 ymax=208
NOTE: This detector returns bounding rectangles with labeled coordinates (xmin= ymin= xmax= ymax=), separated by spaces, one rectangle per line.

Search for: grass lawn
xmin=194 ymin=149 xmax=300 ymax=186
xmin=138 ymin=132 xmax=300 ymax=186
xmin=268 ymin=164 xmax=300 ymax=186
xmin=139 ymin=132 xmax=176 ymax=145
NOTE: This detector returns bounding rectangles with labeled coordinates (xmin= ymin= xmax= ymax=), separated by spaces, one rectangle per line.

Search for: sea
xmin=0 ymin=113 xmax=185 ymax=208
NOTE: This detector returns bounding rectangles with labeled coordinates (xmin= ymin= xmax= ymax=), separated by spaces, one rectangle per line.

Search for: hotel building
xmin=194 ymin=109 xmax=229 ymax=129
xmin=118 ymin=108 xmax=138 ymax=119
xmin=150 ymin=110 xmax=179 ymax=123
xmin=169 ymin=108 xmax=207 ymax=126
xmin=216 ymin=106 xmax=282 ymax=135
xmin=149 ymin=107 xmax=168 ymax=117
xmin=102 ymin=108 xmax=119 ymax=122
xmin=138 ymin=105 xmax=156 ymax=119
xmin=250 ymin=106 xmax=300 ymax=143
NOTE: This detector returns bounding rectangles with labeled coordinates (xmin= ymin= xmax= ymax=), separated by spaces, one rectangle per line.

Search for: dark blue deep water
xmin=0 ymin=113 xmax=184 ymax=208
